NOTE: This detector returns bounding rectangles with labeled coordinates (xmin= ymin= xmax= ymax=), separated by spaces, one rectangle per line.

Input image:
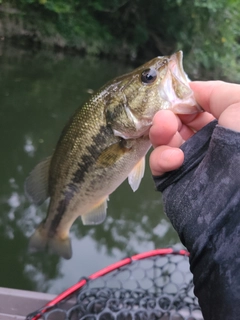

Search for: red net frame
xmin=27 ymin=248 xmax=203 ymax=320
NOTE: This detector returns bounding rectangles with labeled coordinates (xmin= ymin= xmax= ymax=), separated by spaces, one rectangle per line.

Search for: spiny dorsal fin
xmin=128 ymin=157 xmax=145 ymax=192
xmin=25 ymin=156 xmax=51 ymax=206
xmin=81 ymin=197 xmax=108 ymax=225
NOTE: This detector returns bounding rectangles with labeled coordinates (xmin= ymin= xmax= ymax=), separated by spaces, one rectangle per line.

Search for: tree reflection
xmin=0 ymin=176 xmax=62 ymax=292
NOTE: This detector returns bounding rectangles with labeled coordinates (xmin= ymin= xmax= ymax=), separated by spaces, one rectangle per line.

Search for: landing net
xmin=26 ymin=248 xmax=203 ymax=320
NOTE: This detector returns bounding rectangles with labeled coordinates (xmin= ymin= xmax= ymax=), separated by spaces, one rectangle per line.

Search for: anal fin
xmin=81 ymin=197 xmax=108 ymax=225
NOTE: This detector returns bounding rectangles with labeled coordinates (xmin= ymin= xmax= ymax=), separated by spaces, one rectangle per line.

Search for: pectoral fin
xmin=97 ymin=139 xmax=133 ymax=167
xmin=128 ymin=157 xmax=145 ymax=192
xmin=25 ymin=156 xmax=51 ymax=206
xmin=81 ymin=197 xmax=108 ymax=225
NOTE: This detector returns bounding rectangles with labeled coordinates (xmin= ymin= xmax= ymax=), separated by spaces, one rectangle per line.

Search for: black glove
xmin=153 ymin=120 xmax=240 ymax=320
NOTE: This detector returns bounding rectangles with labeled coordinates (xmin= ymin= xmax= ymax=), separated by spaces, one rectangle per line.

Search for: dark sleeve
xmin=153 ymin=120 xmax=240 ymax=320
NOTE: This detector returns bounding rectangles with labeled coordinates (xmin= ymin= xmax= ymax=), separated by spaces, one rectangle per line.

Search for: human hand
xmin=149 ymin=81 xmax=240 ymax=176
xmin=150 ymin=81 xmax=240 ymax=318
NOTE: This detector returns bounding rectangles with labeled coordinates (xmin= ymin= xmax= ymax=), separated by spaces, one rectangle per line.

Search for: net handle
xmin=28 ymin=248 xmax=189 ymax=320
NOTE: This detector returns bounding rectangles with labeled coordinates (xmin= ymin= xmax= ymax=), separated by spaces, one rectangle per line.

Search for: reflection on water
xmin=0 ymin=45 xmax=180 ymax=294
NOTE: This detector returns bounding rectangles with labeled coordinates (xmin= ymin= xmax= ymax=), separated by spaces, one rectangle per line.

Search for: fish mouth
xmin=169 ymin=51 xmax=190 ymax=84
xmin=160 ymin=51 xmax=202 ymax=114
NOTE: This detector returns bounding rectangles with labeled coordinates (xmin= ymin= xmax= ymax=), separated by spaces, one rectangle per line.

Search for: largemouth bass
xmin=25 ymin=51 xmax=201 ymax=259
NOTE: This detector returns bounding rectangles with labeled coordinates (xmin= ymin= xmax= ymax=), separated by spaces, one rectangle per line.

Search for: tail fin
xmin=29 ymin=224 xmax=72 ymax=260
xmin=49 ymin=237 xmax=72 ymax=260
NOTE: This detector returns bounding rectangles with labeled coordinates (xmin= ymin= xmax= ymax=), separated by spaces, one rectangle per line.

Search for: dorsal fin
xmin=25 ymin=156 xmax=51 ymax=206
xmin=128 ymin=157 xmax=145 ymax=192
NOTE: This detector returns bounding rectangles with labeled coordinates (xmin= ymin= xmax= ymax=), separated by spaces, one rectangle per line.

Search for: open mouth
xmin=169 ymin=51 xmax=190 ymax=86
xmin=159 ymin=51 xmax=202 ymax=114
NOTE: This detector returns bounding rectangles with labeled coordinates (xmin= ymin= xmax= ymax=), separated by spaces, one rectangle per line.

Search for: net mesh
xmin=27 ymin=250 xmax=203 ymax=320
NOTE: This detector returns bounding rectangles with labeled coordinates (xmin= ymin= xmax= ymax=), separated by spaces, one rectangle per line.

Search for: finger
xmin=167 ymin=131 xmax=185 ymax=147
xmin=178 ymin=123 xmax=195 ymax=141
xmin=149 ymin=146 xmax=184 ymax=176
xmin=149 ymin=110 xmax=180 ymax=148
xmin=179 ymin=112 xmax=215 ymax=132
xmin=190 ymin=81 xmax=240 ymax=119
xmin=219 ymin=102 xmax=240 ymax=132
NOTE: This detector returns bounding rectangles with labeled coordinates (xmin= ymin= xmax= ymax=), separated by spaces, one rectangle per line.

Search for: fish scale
xmin=25 ymin=51 xmax=202 ymax=259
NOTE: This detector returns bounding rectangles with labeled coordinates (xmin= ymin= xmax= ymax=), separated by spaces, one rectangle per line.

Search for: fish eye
xmin=141 ymin=68 xmax=157 ymax=84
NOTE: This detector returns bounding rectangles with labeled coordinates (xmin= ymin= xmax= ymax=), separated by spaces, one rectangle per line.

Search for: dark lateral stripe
xmin=48 ymin=191 xmax=73 ymax=238
xmin=49 ymin=125 xmax=113 ymax=234
xmin=72 ymin=125 xmax=112 ymax=184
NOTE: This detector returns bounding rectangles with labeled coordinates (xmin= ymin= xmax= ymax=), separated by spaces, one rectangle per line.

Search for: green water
xmin=0 ymin=45 xmax=180 ymax=294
